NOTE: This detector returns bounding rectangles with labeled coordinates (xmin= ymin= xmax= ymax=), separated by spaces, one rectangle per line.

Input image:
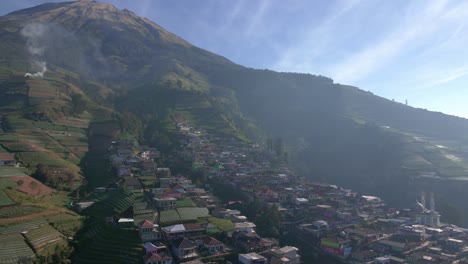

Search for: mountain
xmin=1 ymin=0 xmax=468 ymax=226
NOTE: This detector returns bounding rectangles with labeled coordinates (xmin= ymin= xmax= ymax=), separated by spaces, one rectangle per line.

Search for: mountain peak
xmin=6 ymin=0 xmax=191 ymax=48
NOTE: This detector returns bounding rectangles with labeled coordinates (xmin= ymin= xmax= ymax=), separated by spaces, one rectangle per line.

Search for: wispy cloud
xmin=329 ymin=0 xmax=450 ymax=84
xmin=244 ymin=0 xmax=271 ymax=37
xmin=273 ymin=0 xmax=362 ymax=73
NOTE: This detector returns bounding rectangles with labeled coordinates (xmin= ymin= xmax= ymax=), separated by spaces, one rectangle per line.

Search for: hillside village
xmin=67 ymin=116 xmax=468 ymax=264
xmin=2 ymin=110 xmax=468 ymax=264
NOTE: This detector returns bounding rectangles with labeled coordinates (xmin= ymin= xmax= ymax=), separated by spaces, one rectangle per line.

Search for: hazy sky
xmin=2 ymin=0 xmax=468 ymax=118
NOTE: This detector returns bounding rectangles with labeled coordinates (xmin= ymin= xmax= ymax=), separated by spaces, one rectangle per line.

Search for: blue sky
xmin=2 ymin=0 xmax=468 ymax=118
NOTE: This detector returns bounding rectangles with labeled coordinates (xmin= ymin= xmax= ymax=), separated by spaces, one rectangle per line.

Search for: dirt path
xmin=0 ymin=209 xmax=59 ymax=225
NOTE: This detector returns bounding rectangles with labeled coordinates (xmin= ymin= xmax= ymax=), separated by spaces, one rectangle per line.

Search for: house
xmin=154 ymin=198 xmax=176 ymax=211
xmin=144 ymin=241 xmax=167 ymax=255
xmin=232 ymin=232 xmax=276 ymax=253
xmin=162 ymin=224 xmax=204 ymax=240
xmin=141 ymin=161 xmax=157 ymax=174
xmin=238 ymin=253 xmax=267 ymax=264
xmin=0 ymin=153 xmax=15 ymax=166
xmin=202 ymin=237 xmax=224 ymax=253
xmin=124 ymin=177 xmax=141 ymax=190
xmin=139 ymin=220 xmax=162 ymax=242
xmin=118 ymin=218 xmax=134 ymax=228
xmin=295 ymin=198 xmax=309 ymax=205
xmin=162 ymin=189 xmax=183 ymax=199
xmin=234 ymin=222 xmax=256 ymax=234
xmin=231 ymin=215 xmax=248 ymax=223
xmin=268 ymin=246 xmax=301 ymax=264
xmin=320 ymin=236 xmax=352 ymax=258
xmin=143 ymin=252 xmax=172 ymax=264
xmin=172 ymin=184 xmax=185 ymax=193
xmin=172 ymin=237 xmax=198 ymax=261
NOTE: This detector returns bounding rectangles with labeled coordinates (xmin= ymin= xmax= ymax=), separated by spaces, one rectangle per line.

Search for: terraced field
xmin=0 ymin=233 xmax=35 ymax=263
xmin=74 ymin=225 xmax=143 ymax=264
xmin=0 ymin=178 xmax=15 ymax=206
xmin=0 ymin=205 xmax=44 ymax=218
xmin=0 ymin=219 xmax=47 ymax=235
xmin=84 ymin=190 xmax=134 ymax=217
xmin=46 ymin=212 xmax=82 ymax=237
xmin=23 ymin=224 xmax=63 ymax=252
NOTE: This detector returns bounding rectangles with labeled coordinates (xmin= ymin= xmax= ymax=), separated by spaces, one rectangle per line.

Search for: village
xmin=72 ymin=117 xmax=468 ymax=264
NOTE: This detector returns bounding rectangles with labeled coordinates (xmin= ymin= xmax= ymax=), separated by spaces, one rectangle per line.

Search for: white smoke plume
xmin=24 ymin=61 xmax=47 ymax=78
xmin=21 ymin=23 xmax=49 ymax=78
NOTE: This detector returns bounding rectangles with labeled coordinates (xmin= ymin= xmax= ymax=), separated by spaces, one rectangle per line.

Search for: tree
xmin=254 ymin=205 xmax=281 ymax=238
xmin=71 ymin=93 xmax=87 ymax=114
xmin=32 ymin=164 xmax=48 ymax=183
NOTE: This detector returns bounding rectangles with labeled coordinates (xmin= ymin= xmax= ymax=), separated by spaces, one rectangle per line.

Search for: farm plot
xmin=23 ymin=224 xmax=63 ymax=252
xmin=74 ymin=226 xmax=143 ymax=264
xmin=12 ymin=176 xmax=53 ymax=197
xmin=0 ymin=178 xmax=15 ymax=206
xmin=54 ymin=117 xmax=89 ymax=128
xmin=0 ymin=205 xmax=44 ymax=218
xmin=0 ymin=233 xmax=35 ymax=263
xmin=0 ymin=167 xmax=28 ymax=177
xmin=1 ymin=141 xmax=36 ymax=152
xmin=0 ymin=134 xmax=18 ymax=142
xmin=3 ymin=116 xmax=37 ymax=131
xmin=84 ymin=190 xmax=134 ymax=217
xmin=27 ymin=79 xmax=60 ymax=100
xmin=0 ymin=219 xmax=47 ymax=235
xmin=19 ymin=151 xmax=75 ymax=168
xmin=46 ymin=213 xmax=82 ymax=237
xmin=177 ymin=207 xmax=210 ymax=221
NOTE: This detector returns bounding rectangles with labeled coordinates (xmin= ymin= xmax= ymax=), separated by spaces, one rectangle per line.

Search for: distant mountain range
xmin=2 ymin=0 xmax=468 ymax=225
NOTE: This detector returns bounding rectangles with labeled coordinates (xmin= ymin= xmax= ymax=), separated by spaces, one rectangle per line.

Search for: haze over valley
xmin=0 ymin=1 xmax=468 ymax=263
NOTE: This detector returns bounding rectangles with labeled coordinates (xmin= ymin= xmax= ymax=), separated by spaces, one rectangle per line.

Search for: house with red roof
xmin=172 ymin=237 xmax=198 ymax=262
xmin=0 ymin=153 xmax=15 ymax=166
xmin=143 ymin=252 xmax=172 ymax=264
xmin=139 ymin=220 xmax=161 ymax=242
xmin=202 ymin=237 xmax=224 ymax=253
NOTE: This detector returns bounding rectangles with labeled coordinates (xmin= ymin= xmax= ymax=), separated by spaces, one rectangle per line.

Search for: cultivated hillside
xmin=1 ymin=0 xmax=468 ymax=224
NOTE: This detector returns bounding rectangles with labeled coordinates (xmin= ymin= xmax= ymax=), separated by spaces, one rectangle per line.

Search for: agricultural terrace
xmin=0 ymin=205 xmax=44 ymax=218
xmin=11 ymin=176 xmax=53 ymax=197
xmin=84 ymin=189 xmax=134 ymax=217
xmin=46 ymin=212 xmax=82 ymax=237
xmin=0 ymin=233 xmax=35 ymax=263
xmin=23 ymin=224 xmax=63 ymax=252
xmin=74 ymin=225 xmax=143 ymax=264
xmin=0 ymin=219 xmax=47 ymax=234
xmin=0 ymin=177 xmax=15 ymax=206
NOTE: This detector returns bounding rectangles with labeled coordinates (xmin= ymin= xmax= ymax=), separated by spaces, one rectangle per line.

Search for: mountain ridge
xmin=1 ymin=0 xmax=468 ymax=226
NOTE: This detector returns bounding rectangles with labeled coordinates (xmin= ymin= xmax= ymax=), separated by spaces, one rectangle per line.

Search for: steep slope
xmin=1 ymin=1 xmax=468 ymax=225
